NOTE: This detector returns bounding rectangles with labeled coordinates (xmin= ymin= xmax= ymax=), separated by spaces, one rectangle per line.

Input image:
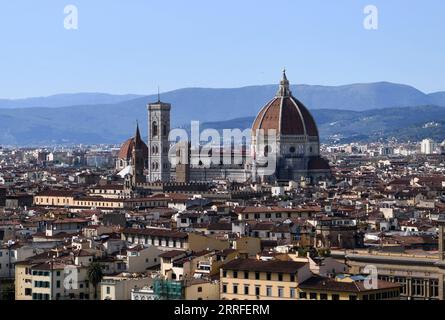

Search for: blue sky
xmin=0 ymin=0 xmax=444 ymax=98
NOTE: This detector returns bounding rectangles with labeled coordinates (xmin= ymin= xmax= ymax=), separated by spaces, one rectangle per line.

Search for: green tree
xmin=0 ymin=281 xmax=15 ymax=300
xmin=87 ymin=262 xmax=103 ymax=300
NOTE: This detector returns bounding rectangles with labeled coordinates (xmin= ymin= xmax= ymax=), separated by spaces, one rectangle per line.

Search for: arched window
xmin=163 ymin=124 xmax=167 ymax=136
xmin=152 ymin=121 xmax=158 ymax=137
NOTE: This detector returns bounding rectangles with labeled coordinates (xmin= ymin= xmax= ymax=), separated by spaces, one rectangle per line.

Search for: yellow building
xmin=15 ymin=260 xmax=94 ymax=300
xmin=184 ymin=279 xmax=220 ymax=300
xmin=220 ymin=258 xmax=401 ymax=301
xmin=34 ymin=190 xmax=124 ymax=212
xmin=220 ymin=258 xmax=311 ymax=300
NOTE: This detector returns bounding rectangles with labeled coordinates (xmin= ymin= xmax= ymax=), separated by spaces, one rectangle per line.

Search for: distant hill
xmin=1 ymin=104 xmax=444 ymax=146
xmin=0 ymin=93 xmax=144 ymax=109
xmin=1 ymin=81 xmax=445 ymax=145
xmin=1 ymin=82 xmax=445 ymax=115
xmin=199 ymin=106 xmax=445 ymax=144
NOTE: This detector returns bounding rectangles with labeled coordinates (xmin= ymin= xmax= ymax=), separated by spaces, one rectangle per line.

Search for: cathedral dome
xmin=118 ymin=138 xmax=136 ymax=160
xmin=117 ymin=126 xmax=148 ymax=160
xmin=252 ymin=70 xmax=319 ymax=137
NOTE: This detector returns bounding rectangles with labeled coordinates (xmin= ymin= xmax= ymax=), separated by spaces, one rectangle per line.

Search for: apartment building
xmin=298 ymin=274 xmax=401 ymax=300
xmin=100 ymin=274 xmax=153 ymax=300
xmin=15 ymin=261 xmax=94 ymax=300
xmin=220 ymin=258 xmax=311 ymax=300
xmin=121 ymin=228 xmax=229 ymax=252
xmin=235 ymin=206 xmax=321 ymax=221
xmin=330 ymin=221 xmax=445 ymax=300
xmin=0 ymin=243 xmax=37 ymax=279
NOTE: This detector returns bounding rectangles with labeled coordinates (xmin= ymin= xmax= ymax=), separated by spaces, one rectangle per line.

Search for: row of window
xmin=221 ymin=285 xmax=399 ymax=300
xmin=32 ymin=293 xmax=50 ymax=300
xmin=379 ymin=276 xmax=439 ymax=297
xmin=36 ymin=197 xmax=122 ymax=208
xmin=362 ymin=290 xmax=400 ymax=300
xmin=128 ymin=236 xmax=185 ymax=248
xmin=34 ymin=281 xmax=50 ymax=288
xmin=222 ymin=270 xmax=296 ymax=282
xmin=93 ymin=189 xmax=122 ymax=194
xmin=222 ymin=283 xmax=296 ymax=298
xmin=151 ymin=162 xmax=169 ymax=170
xmin=32 ymin=270 xmax=50 ymax=276
xmin=243 ymin=213 xmax=310 ymax=219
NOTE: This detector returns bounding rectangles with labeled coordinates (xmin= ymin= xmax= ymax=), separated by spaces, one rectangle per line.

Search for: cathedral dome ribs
xmin=251 ymin=69 xmax=319 ymax=139
xmin=250 ymin=69 xmax=330 ymax=183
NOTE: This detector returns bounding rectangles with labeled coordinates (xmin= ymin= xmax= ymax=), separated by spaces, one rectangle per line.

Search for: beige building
xmin=34 ymin=190 xmax=124 ymax=212
xmin=233 ymin=237 xmax=261 ymax=258
xmin=330 ymin=221 xmax=445 ymax=300
xmin=121 ymin=228 xmax=230 ymax=252
xmin=220 ymin=258 xmax=311 ymax=300
xmin=159 ymin=249 xmax=239 ymax=281
xmin=184 ymin=279 xmax=220 ymax=300
xmin=100 ymin=274 xmax=153 ymax=300
xmin=297 ymin=274 xmax=401 ymax=300
xmin=115 ymin=245 xmax=162 ymax=273
xmin=332 ymin=249 xmax=445 ymax=300
xmin=220 ymin=257 xmax=401 ymax=301
xmin=235 ymin=206 xmax=321 ymax=221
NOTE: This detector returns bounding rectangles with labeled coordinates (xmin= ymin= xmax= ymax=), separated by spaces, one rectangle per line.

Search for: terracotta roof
xmin=159 ymin=250 xmax=186 ymax=258
xmin=207 ymin=223 xmax=232 ymax=231
xmin=252 ymin=96 xmax=318 ymax=137
xmin=299 ymin=275 xmax=401 ymax=293
xmin=36 ymin=190 xmax=80 ymax=197
xmin=118 ymin=137 xmax=148 ymax=160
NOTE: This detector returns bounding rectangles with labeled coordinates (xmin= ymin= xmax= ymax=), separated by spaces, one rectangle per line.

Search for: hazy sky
xmin=1 ymin=0 xmax=444 ymax=98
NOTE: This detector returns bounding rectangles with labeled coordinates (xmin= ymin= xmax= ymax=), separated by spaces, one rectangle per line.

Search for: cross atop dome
xmin=277 ymin=68 xmax=291 ymax=97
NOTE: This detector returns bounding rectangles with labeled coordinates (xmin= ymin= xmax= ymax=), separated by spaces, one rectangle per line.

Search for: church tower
xmin=147 ymin=97 xmax=171 ymax=182
xmin=132 ymin=122 xmax=146 ymax=185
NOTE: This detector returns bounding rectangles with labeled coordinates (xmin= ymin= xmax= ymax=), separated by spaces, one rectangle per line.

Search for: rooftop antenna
xmin=157 ymin=86 xmax=160 ymax=103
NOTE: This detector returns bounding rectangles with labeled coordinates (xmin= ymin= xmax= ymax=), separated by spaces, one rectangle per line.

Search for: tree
xmin=0 ymin=281 xmax=15 ymax=300
xmin=87 ymin=262 xmax=103 ymax=300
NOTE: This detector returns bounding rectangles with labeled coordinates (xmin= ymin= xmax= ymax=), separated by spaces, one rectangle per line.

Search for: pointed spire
xmin=135 ymin=120 xmax=142 ymax=143
xmin=157 ymin=86 xmax=161 ymax=103
xmin=276 ymin=68 xmax=291 ymax=97
xmin=282 ymin=68 xmax=288 ymax=81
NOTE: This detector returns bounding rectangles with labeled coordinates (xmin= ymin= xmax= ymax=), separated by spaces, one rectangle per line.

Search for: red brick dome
xmin=118 ymin=127 xmax=148 ymax=160
xmin=252 ymin=70 xmax=319 ymax=137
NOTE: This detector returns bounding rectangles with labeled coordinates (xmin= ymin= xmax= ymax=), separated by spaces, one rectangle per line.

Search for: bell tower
xmin=147 ymin=95 xmax=171 ymax=182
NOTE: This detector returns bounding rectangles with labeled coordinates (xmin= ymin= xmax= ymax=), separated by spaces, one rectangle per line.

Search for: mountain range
xmin=0 ymin=82 xmax=444 ymax=146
